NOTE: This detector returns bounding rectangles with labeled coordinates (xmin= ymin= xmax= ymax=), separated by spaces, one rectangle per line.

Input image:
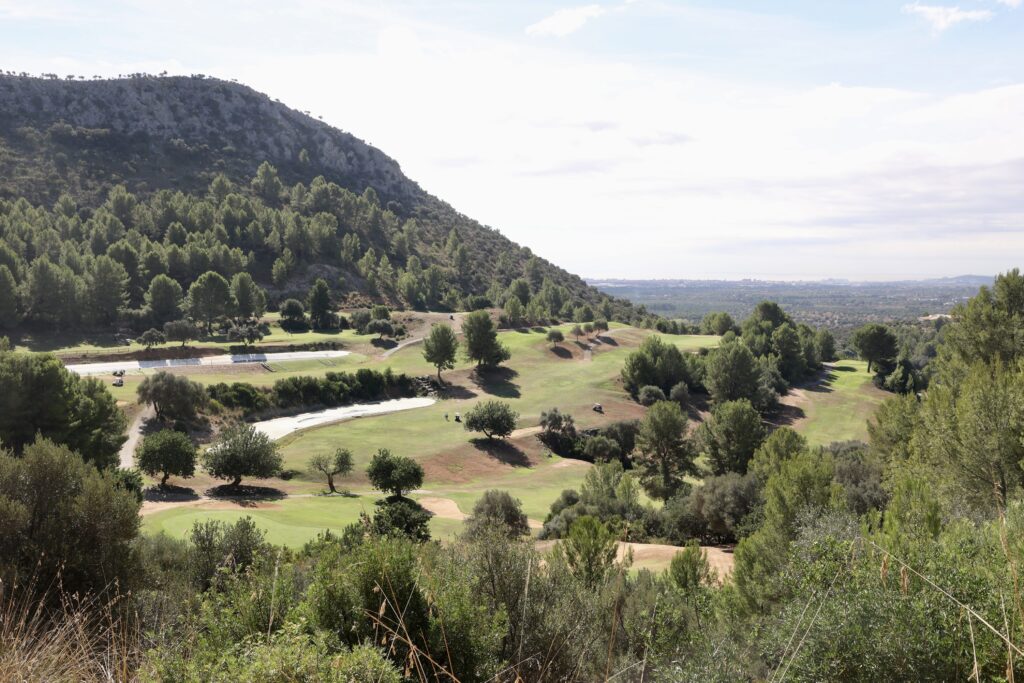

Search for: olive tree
xmin=202 ymin=422 xmax=282 ymax=487
xmin=135 ymin=429 xmax=196 ymax=487
xmin=464 ymin=400 xmax=519 ymax=440
xmin=137 ymin=371 xmax=208 ymax=421
xmin=367 ymin=449 xmax=423 ymax=498
xmin=308 ymin=448 xmax=354 ymax=494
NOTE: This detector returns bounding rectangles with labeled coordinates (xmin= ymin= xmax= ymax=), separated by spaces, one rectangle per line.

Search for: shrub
xmin=465 ymin=490 xmax=530 ymax=538
xmin=538 ymin=407 xmax=579 ymax=455
xmin=187 ymin=517 xmax=269 ymax=591
xmin=0 ymin=439 xmax=141 ymax=597
xmin=638 ymin=385 xmax=666 ymax=406
xmin=582 ymin=435 xmax=621 ymax=463
xmin=670 ymin=381 xmax=690 ymax=407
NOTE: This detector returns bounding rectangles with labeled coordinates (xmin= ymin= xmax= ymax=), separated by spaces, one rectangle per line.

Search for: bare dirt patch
xmin=140 ymin=497 xmax=284 ymax=516
xmin=421 ymin=433 xmax=549 ymax=484
xmin=619 ymin=542 xmax=735 ymax=580
xmin=535 ymin=540 xmax=734 ymax=579
xmin=419 ymin=497 xmax=467 ymax=520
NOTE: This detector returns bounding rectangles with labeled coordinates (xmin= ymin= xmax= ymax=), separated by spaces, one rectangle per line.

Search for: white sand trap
xmin=65 ymin=350 xmax=351 ymax=376
xmin=254 ymin=397 xmax=436 ymax=440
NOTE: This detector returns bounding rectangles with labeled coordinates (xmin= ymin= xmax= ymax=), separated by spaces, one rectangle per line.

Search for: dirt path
xmin=382 ymin=336 xmax=424 ymax=358
xmin=119 ymin=404 xmax=155 ymax=469
xmin=380 ymin=312 xmax=467 ymax=359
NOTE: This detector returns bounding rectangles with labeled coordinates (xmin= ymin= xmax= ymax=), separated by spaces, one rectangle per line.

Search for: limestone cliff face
xmin=0 ymin=75 xmax=417 ymax=201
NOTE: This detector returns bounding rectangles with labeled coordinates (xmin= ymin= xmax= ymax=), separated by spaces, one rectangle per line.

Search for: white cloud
xmin=526 ymin=4 xmax=607 ymax=37
xmin=994 ymin=0 xmax=1021 ymax=7
xmin=0 ymin=0 xmax=74 ymax=19
xmin=902 ymin=3 xmax=992 ymax=32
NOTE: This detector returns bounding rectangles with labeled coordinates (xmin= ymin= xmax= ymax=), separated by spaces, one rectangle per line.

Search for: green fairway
xmin=792 ymin=360 xmax=888 ymax=446
xmin=276 ymin=325 xmax=642 ymax=485
xmin=143 ymin=494 xmax=381 ymax=547
xmin=662 ymin=334 xmax=721 ymax=352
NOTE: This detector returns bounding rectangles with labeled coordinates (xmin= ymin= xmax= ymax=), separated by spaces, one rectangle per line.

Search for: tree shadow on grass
xmin=315 ymin=490 xmax=361 ymax=498
xmin=205 ymin=484 xmax=287 ymax=506
xmin=370 ymin=338 xmax=398 ymax=350
xmin=474 ymin=366 xmax=521 ymax=398
xmin=832 ymin=365 xmax=857 ymax=373
xmin=683 ymin=393 xmax=712 ymax=422
xmin=144 ymin=484 xmax=200 ymax=502
xmin=596 ymin=335 xmax=618 ymax=346
xmin=766 ymin=402 xmax=806 ymax=428
xmin=550 ymin=345 xmax=573 ymax=359
xmin=470 ymin=438 xmax=532 ymax=468
xmin=794 ymin=368 xmax=836 ymax=394
xmin=440 ymin=384 xmax=478 ymax=400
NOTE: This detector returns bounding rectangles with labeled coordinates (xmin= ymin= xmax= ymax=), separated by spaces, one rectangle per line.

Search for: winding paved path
xmin=119 ymin=404 xmax=155 ymax=469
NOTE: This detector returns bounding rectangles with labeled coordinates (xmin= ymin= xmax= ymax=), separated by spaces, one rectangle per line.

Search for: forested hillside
xmin=0 ymin=74 xmax=638 ymax=328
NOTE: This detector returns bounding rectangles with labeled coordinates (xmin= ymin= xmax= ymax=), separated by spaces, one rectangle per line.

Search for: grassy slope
xmin=143 ymin=327 xmax=704 ymax=546
xmin=789 ymin=360 xmax=887 ymax=446
xmin=139 ymin=333 xmax=883 ymax=572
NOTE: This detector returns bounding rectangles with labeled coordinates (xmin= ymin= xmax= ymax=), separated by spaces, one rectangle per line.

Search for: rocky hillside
xmin=0 ymin=74 xmax=641 ymax=320
xmin=0 ymin=75 xmax=412 ymax=203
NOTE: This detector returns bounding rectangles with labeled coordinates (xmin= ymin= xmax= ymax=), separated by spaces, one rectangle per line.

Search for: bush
xmin=582 ymin=435 xmax=621 ymax=463
xmin=139 ymin=327 xmax=166 ymax=348
xmin=187 ymin=517 xmax=269 ymax=591
xmin=538 ymin=407 xmax=579 ymax=456
xmin=0 ymin=439 xmax=142 ymax=598
xmin=465 ymin=490 xmax=530 ymax=538
xmin=369 ymin=497 xmax=432 ymax=542
xmin=638 ymin=385 xmax=666 ymax=406
xmin=663 ymin=472 xmax=759 ymax=544
xmin=669 ymin=381 xmax=690 ymax=406
xmin=207 ymin=382 xmax=272 ymax=413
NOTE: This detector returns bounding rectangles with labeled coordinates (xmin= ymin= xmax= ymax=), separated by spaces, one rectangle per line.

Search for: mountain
xmin=0 ymin=74 xmax=638 ymax=323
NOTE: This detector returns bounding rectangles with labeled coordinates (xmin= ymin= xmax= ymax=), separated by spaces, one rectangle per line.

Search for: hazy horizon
xmin=2 ymin=0 xmax=1023 ymax=280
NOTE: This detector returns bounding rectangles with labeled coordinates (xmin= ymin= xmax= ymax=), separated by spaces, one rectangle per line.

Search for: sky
xmin=2 ymin=1 xmax=1023 ymax=280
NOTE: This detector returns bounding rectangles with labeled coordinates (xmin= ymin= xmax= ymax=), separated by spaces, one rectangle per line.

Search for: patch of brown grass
xmin=0 ymin=583 xmax=140 ymax=683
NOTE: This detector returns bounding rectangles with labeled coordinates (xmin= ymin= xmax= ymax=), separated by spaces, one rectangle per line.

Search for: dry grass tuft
xmin=0 ymin=580 xmax=140 ymax=683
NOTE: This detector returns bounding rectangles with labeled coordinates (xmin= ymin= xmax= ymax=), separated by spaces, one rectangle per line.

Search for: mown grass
xmin=791 ymin=360 xmax=888 ymax=446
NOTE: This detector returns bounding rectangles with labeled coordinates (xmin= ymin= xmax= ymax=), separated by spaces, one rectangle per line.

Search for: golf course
xmin=40 ymin=312 xmax=887 ymax=572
